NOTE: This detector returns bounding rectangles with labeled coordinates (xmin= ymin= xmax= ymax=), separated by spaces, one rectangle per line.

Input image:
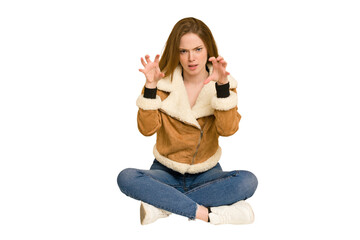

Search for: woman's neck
xmin=183 ymin=69 xmax=209 ymax=86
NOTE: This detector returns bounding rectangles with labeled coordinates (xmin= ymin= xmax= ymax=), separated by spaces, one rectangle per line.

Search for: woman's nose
xmin=188 ymin=51 xmax=194 ymax=61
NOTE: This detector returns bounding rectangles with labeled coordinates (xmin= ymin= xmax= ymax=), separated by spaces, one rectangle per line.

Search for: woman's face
xmin=179 ymin=33 xmax=208 ymax=77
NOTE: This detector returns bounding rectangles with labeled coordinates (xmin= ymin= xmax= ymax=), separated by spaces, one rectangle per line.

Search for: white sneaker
xmin=208 ymin=200 xmax=255 ymax=225
xmin=140 ymin=202 xmax=171 ymax=225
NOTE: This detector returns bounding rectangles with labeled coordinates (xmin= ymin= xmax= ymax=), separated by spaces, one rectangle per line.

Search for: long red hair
xmin=159 ymin=17 xmax=219 ymax=80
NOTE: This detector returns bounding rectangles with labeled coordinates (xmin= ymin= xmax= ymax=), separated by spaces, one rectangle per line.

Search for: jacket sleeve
xmin=136 ymin=87 xmax=162 ymax=136
xmin=211 ymin=83 xmax=241 ymax=136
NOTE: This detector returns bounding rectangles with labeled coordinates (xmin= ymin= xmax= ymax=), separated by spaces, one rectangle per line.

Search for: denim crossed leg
xmin=117 ymin=159 xmax=257 ymax=220
xmin=117 ymin=163 xmax=199 ymax=219
xmin=184 ymin=168 xmax=258 ymax=207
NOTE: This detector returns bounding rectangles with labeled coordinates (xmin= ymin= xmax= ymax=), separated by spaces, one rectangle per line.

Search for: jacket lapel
xmin=157 ymin=64 xmax=237 ymax=129
xmin=158 ymin=65 xmax=201 ymax=129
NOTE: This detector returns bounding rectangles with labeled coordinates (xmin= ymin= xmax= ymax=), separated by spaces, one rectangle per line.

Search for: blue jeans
xmin=117 ymin=159 xmax=258 ymax=220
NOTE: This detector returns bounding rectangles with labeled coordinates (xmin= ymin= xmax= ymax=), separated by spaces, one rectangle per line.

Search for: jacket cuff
xmin=211 ymin=91 xmax=238 ymax=111
xmin=215 ymin=82 xmax=230 ymax=98
xmin=143 ymin=87 xmax=157 ymax=99
xmin=136 ymin=94 xmax=162 ymax=110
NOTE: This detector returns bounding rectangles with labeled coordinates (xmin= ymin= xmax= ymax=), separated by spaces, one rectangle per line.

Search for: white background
xmin=1 ymin=0 xmax=359 ymax=239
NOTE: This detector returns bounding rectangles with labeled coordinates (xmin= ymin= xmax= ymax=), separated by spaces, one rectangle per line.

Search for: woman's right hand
xmin=139 ymin=54 xmax=165 ymax=88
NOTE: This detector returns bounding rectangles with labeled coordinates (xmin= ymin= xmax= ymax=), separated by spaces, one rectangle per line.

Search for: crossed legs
xmin=117 ymin=161 xmax=258 ymax=222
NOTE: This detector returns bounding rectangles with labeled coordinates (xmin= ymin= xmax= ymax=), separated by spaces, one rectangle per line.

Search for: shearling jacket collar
xmin=157 ymin=64 xmax=237 ymax=129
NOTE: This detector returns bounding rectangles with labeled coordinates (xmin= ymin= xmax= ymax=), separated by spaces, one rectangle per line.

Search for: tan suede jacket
xmin=136 ymin=64 xmax=241 ymax=174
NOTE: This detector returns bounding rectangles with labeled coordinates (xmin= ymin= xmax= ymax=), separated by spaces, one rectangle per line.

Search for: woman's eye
xmin=196 ymin=48 xmax=202 ymax=52
xmin=180 ymin=50 xmax=187 ymax=54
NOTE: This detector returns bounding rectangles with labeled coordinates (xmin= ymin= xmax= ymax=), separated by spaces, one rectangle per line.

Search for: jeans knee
xmin=235 ymin=170 xmax=258 ymax=198
xmin=244 ymin=170 xmax=258 ymax=197
xmin=117 ymin=168 xmax=138 ymax=192
xmin=251 ymin=172 xmax=258 ymax=189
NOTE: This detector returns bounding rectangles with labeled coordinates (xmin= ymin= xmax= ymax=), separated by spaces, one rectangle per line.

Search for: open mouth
xmin=188 ymin=64 xmax=198 ymax=70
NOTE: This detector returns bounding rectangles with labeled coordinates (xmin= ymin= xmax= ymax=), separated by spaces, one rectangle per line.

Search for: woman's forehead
xmin=179 ymin=33 xmax=205 ymax=49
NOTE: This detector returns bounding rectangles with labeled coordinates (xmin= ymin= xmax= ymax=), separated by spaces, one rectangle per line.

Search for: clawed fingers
xmin=220 ymin=60 xmax=227 ymax=69
xmin=209 ymin=56 xmax=224 ymax=61
xmin=145 ymin=55 xmax=151 ymax=64
xmin=154 ymin=54 xmax=160 ymax=63
xmin=216 ymin=56 xmax=224 ymax=62
xmin=209 ymin=56 xmax=228 ymax=71
xmin=141 ymin=54 xmax=161 ymax=66
xmin=216 ymin=56 xmax=227 ymax=68
xmin=209 ymin=56 xmax=226 ymax=65
xmin=139 ymin=54 xmax=164 ymax=82
xmin=208 ymin=56 xmax=216 ymax=62
xmin=140 ymin=57 xmax=146 ymax=67
xmin=209 ymin=57 xmax=220 ymax=69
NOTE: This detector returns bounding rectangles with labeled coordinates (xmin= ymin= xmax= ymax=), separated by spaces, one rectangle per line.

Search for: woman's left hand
xmin=204 ymin=56 xmax=230 ymax=85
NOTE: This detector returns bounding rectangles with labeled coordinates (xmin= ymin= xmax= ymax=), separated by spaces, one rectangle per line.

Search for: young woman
xmin=117 ymin=17 xmax=258 ymax=225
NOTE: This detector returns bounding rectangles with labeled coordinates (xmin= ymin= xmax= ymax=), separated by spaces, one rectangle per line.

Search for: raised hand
xmin=139 ymin=54 xmax=165 ymax=88
xmin=204 ymin=56 xmax=230 ymax=85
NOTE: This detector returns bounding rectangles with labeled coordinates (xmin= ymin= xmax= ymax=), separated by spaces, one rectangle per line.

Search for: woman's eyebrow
xmin=179 ymin=45 xmax=204 ymax=50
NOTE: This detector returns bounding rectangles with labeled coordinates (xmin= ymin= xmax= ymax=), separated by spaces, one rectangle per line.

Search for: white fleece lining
xmin=153 ymin=145 xmax=222 ymax=174
xmin=136 ymin=95 xmax=162 ymax=110
xmin=156 ymin=64 xmax=238 ymax=129
xmin=191 ymin=80 xmax=216 ymax=119
xmin=159 ymin=74 xmax=201 ymax=128
xmin=211 ymin=91 xmax=238 ymax=111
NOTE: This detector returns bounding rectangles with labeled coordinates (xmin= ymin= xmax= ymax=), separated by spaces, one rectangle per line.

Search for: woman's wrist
xmin=145 ymin=81 xmax=157 ymax=89
xmin=217 ymin=78 xmax=229 ymax=85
